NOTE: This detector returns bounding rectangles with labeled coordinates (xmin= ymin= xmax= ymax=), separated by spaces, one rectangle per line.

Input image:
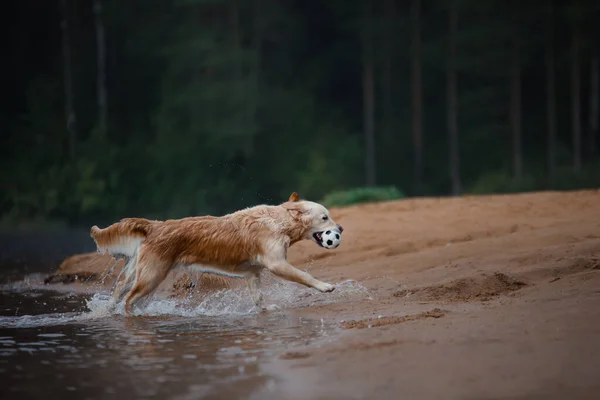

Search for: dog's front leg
xmin=264 ymin=259 xmax=335 ymax=293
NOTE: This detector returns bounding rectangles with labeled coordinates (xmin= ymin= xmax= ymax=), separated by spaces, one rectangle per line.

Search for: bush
xmin=467 ymin=163 xmax=600 ymax=196
xmin=553 ymin=163 xmax=600 ymax=191
xmin=467 ymin=171 xmax=539 ymax=195
xmin=320 ymin=186 xmax=405 ymax=208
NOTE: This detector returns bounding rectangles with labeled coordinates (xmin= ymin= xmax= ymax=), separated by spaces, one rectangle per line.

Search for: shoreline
xmin=2 ymin=189 xmax=600 ymax=399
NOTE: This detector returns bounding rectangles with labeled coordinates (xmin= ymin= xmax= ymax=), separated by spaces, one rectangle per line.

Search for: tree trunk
xmin=411 ymin=0 xmax=423 ymax=193
xmin=571 ymin=2 xmax=582 ymax=173
xmin=546 ymin=2 xmax=557 ymax=184
xmin=230 ymin=0 xmax=244 ymax=147
xmin=230 ymin=0 xmax=242 ymax=82
xmin=60 ymin=0 xmax=77 ymax=160
xmin=362 ymin=0 xmax=376 ymax=187
xmin=447 ymin=0 xmax=461 ymax=196
xmin=248 ymin=0 xmax=263 ymax=154
xmin=510 ymin=5 xmax=522 ymax=181
xmin=382 ymin=0 xmax=394 ymax=140
xmin=253 ymin=0 xmax=262 ymax=76
xmin=589 ymin=55 xmax=599 ymax=156
xmin=94 ymin=0 xmax=108 ymax=136
xmin=251 ymin=0 xmax=264 ymax=131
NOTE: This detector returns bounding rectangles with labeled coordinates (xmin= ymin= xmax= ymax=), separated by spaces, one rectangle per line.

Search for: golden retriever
xmin=90 ymin=192 xmax=343 ymax=314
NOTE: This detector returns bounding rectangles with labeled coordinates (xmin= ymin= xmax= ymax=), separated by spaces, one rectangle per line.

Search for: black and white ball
xmin=321 ymin=229 xmax=341 ymax=249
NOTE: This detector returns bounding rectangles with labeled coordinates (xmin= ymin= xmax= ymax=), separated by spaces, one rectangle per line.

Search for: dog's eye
xmin=322 ymin=216 xmax=329 ymax=221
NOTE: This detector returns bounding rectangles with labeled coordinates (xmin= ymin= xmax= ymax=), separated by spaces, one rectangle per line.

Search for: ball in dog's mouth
xmin=313 ymin=231 xmax=324 ymax=246
xmin=313 ymin=230 xmax=341 ymax=249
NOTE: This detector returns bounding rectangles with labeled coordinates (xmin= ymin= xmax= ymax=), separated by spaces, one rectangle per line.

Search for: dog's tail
xmin=90 ymin=218 xmax=155 ymax=258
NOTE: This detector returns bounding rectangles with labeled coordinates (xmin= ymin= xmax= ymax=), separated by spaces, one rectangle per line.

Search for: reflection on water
xmin=0 ymin=273 xmax=370 ymax=399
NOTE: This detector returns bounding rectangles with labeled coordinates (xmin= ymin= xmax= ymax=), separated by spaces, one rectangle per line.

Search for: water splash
xmin=0 ymin=311 xmax=92 ymax=329
xmin=0 ymin=274 xmax=371 ymax=328
xmin=86 ymin=276 xmax=372 ymax=318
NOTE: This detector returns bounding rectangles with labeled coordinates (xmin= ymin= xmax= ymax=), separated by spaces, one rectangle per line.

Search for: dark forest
xmin=2 ymin=0 xmax=600 ymax=228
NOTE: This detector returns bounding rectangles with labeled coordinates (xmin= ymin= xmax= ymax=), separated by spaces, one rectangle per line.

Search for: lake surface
xmin=0 ymin=266 xmax=369 ymax=400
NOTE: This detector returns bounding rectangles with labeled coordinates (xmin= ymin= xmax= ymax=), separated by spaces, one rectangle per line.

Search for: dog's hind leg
xmin=111 ymin=253 xmax=138 ymax=303
xmin=113 ymin=269 xmax=136 ymax=303
xmin=234 ymin=262 xmax=264 ymax=310
xmin=245 ymin=272 xmax=263 ymax=309
xmin=124 ymin=253 xmax=171 ymax=315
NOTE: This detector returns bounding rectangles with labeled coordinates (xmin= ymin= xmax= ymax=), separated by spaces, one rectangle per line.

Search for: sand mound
xmin=170 ymin=271 xmax=237 ymax=298
xmin=44 ymin=252 xmax=124 ymax=286
xmin=405 ymin=272 xmax=528 ymax=302
xmin=341 ymin=308 xmax=446 ymax=330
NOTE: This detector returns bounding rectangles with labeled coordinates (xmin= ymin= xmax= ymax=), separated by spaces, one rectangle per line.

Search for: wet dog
xmin=90 ymin=192 xmax=343 ymax=315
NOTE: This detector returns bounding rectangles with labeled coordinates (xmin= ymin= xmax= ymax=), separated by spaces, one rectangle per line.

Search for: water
xmin=0 ymin=269 xmax=370 ymax=400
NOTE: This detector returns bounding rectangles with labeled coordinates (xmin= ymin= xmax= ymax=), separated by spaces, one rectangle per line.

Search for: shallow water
xmin=0 ymin=270 xmax=370 ymax=400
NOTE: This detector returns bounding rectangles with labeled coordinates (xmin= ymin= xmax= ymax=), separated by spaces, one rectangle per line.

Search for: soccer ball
xmin=321 ymin=229 xmax=342 ymax=249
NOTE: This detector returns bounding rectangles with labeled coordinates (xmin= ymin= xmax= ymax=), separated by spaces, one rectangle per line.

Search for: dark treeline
xmin=2 ymin=0 xmax=600 ymax=227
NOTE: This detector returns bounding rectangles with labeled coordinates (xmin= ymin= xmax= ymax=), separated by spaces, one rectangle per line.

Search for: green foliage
xmin=321 ymin=186 xmax=405 ymax=208
xmin=467 ymin=171 xmax=539 ymax=195
xmin=3 ymin=0 xmax=600 ymax=228
xmin=468 ymin=163 xmax=600 ymax=195
xmin=553 ymin=163 xmax=600 ymax=191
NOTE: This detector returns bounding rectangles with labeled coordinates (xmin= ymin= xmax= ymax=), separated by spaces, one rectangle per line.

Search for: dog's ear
xmin=288 ymin=192 xmax=300 ymax=202
xmin=282 ymin=201 xmax=307 ymax=220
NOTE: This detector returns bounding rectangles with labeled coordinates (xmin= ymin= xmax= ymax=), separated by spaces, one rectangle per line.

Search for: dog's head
xmin=282 ymin=192 xmax=343 ymax=248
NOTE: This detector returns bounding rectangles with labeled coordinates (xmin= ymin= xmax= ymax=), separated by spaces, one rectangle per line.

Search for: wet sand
xmin=6 ymin=189 xmax=600 ymax=399
xmin=266 ymin=189 xmax=600 ymax=399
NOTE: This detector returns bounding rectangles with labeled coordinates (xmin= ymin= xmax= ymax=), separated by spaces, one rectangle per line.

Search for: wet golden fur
xmin=90 ymin=192 xmax=343 ymax=315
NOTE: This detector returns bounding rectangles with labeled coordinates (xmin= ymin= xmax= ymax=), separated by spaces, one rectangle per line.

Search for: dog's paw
xmin=317 ymin=282 xmax=336 ymax=293
xmin=260 ymin=304 xmax=280 ymax=313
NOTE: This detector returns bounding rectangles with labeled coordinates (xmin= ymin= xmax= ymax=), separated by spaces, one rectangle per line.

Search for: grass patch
xmin=321 ymin=186 xmax=405 ymax=208
xmin=467 ymin=163 xmax=600 ymax=195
